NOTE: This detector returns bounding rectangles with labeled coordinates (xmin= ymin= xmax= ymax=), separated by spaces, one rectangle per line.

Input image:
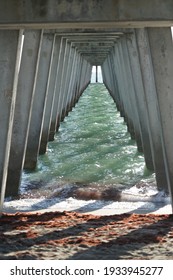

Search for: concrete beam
xmin=66 ymin=37 xmax=117 ymax=65
xmin=81 ymin=54 xmax=108 ymax=65
xmin=0 ymin=0 xmax=173 ymax=29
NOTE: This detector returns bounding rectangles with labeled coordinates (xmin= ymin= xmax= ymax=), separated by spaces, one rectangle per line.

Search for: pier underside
xmin=1 ymin=0 xmax=173 ymax=212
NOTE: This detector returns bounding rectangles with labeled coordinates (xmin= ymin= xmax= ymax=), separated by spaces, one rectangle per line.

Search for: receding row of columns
xmin=1 ymin=25 xmax=173 ymax=212
xmin=102 ymin=27 xmax=173 ymax=208
xmin=0 ymin=29 xmax=91 ymax=210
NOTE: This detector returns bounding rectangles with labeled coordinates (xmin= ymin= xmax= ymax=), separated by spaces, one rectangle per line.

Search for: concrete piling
xmin=147 ymin=27 xmax=173 ymax=201
xmin=126 ymin=31 xmax=154 ymax=171
xmin=24 ymin=33 xmax=56 ymax=170
xmin=135 ymin=28 xmax=169 ymax=193
xmin=0 ymin=30 xmax=23 ymax=204
xmin=6 ymin=30 xmax=43 ymax=195
xmin=39 ymin=35 xmax=62 ymax=155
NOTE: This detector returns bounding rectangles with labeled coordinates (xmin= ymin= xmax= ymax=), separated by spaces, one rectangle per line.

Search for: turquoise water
xmin=21 ymin=83 xmax=154 ymax=189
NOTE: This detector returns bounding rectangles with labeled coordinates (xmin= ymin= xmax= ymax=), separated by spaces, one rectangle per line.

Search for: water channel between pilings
xmin=21 ymin=83 xmax=154 ymax=191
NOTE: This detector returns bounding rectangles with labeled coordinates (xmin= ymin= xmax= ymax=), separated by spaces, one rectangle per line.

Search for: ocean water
xmin=4 ymin=83 xmax=171 ymax=214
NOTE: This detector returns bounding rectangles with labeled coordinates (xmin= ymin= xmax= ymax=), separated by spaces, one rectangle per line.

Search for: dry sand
xmin=0 ymin=211 xmax=173 ymax=260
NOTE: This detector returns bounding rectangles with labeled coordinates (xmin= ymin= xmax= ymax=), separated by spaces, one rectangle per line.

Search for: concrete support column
xmin=64 ymin=48 xmax=92 ymax=122
xmin=69 ymin=51 xmax=82 ymax=108
xmin=126 ymin=31 xmax=154 ymax=171
xmin=52 ymin=39 xmax=69 ymax=132
xmin=103 ymin=40 xmax=143 ymax=153
xmin=102 ymin=61 xmax=111 ymax=90
xmin=78 ymin=59 xmax=90 ymax=93
xmin=0 ymin=30 xmax=23 ymax=207
xmin=109 ymin=52 xmax=123 ymax=114
xmin=105 ymin=56 xmax=115 ymax=91
xmin=108 ymin=45 xmax=129 ymax=125
xmin=102 ymin=45 xmax=132 ymax=121
xmin=104 ymin=49 xmax=125 ymax=117
xmin=74 ymin=55 xmax=84 ymax=102
xmin=106 ymin=53 xmax=120 ymax=103
xmin=64 ymin=46 xmax=78 ymax=114
xmin=48 ymin=37 xmax=65 ymax=141
xmin=6 ymin=29 xmax=43 ymax=194
xmin=147 ymin=27 xmax=173 ymax=199
xmin=64 ymin=50 xmax=81 ymax=112
xmin=52 ymin=37 xmax=67 ymax=131
xmin=85 ymin=61 xmax=92 ymax=87
xmin=87 ymin=62 xmax=92 ymax=82
xmin=120 ymin=37 xmax=144 ymax=152
xmin=113 ymin=42 xmax=136 ymax=139
xmin=135 ymin=28 xmax=169 ymax=192
xmin=84 ymin=61 xmax=91 ymax=88
xmin=24 ymin=33 xmax=56 ymax=170
xmin=96 ymin=65 xmax=98 ymax=83
xmin=118 ymin=41 xmax=136 ymax=139
xmin=39 ymin=35 xmax=62 ymax=155
xmin=60 ymin=42 xmax=75 ymax=122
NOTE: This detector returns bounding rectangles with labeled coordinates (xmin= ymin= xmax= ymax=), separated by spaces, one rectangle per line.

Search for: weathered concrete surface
xmin=51 ymin=37 xmax=67 ymax=132
xmin=126 ymin=31 xmax=154 ymax=171
xmin=135 ymin=28 xmax=170 ymax=193
xmin=6 ymin=30 xmax=43 ymax=196
xmin=0 ymin=30 xmax=23 ymax=207
xmin=147 ymin=27 xmax=173 ymax=204
xmin=24 ymin=33 xmax=55 ymax=170
xmin=38 ymin=34 xmax=62 ymax=155
xmin=0 ymin=0 xmax=173 ymax=28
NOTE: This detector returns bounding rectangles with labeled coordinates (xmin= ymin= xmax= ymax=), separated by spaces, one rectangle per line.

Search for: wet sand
xmin=4 ymin=182 xmax=171 ymax=215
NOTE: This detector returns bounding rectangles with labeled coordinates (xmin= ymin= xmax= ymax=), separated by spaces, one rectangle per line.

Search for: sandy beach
xmin=1 ymin=182 xmax=172 ymax=260
xmin=0 ymin=210 xmax=173 ymax=260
